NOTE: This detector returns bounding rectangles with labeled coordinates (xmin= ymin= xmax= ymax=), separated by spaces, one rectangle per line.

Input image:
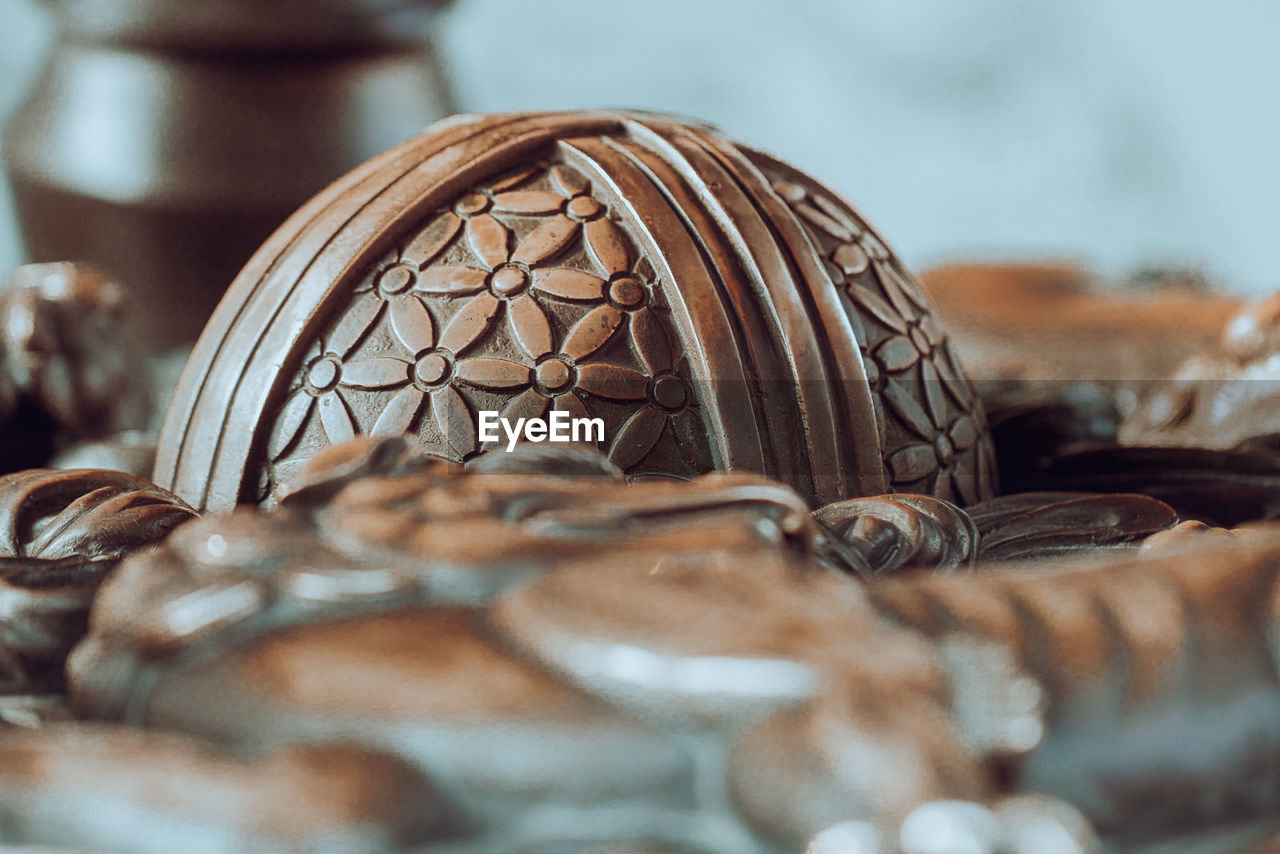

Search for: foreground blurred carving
xmin=0 ymin=467 xmax=194 ymax=690
xmin=49 ymin=437 xmax=1280 ymax=852
xmin=0 ymin=724 xmax=443 ymax=853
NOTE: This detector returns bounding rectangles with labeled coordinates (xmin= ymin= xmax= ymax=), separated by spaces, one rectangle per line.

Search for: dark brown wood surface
xmin=154 ymin=111 xmax=995 ymax=513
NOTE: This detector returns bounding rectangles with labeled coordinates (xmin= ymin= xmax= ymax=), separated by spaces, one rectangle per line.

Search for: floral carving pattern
xmin=265 ymin=164 xmax=708 ymax=495
xmin=765 ymin=170 xmax=995 ymax=504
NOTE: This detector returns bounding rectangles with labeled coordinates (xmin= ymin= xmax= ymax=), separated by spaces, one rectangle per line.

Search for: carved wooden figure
xmin=154 ymin=111 xmax=997 ymax=512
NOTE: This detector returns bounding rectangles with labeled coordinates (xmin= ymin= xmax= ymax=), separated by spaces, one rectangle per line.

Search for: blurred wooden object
xmin=921 ymin=263 xmax=1241 ymax=387
xmin=1120 ymin=292 xmax=1280 ymax=449
xmin=1 ymin=0 xmax=456 ymax=351
xmin=0 ymin=262 xmax=152 ymax=472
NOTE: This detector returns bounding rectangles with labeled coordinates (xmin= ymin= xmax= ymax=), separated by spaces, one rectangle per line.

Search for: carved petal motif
xmin=416 ymin=267 xmax=487 ymax=295
xmin=849 ymin=285 xmax=908 ymax=335
xmin=403 ymin=212 xmax=462 ymax=266
xmin=563 ymin=305 xmax=624 ymax=361
xmin=883 ymin=382 xmax=936 ymax=442
xmin=578 ymin=364 xmax=649 ymax=401
xmin=887 ymin=444 xmax=938 ymax=483
xmin=492 ymin=191 xmax=564 ymax=215
xmin=796 ymin=202 xmax=854 ymax=242
xmin=389 ymin=297 xmax=435 ymax=355
xmin=466 ymin=215 xmax=511 ymax=268
xmin=552 ymin=392 xmax=590 ymax=423
xmin=630 ymin=308 xmax=672 ymax=374
xmin=512 ymin=216 xmax=578 ymax=266
xmin=534 ymin=269 xmax=605 ymax=301
xmin=507 ymin=295 xmax=554 ymax=360
xmin=438 ymin=293 xmax=501 ymax=355
xmin=875 ymin=336 xmax=920 ymax=373
xmin=455 ymin=358 xmax=532 ymax=390
xmin=584 ymin=218 xmax=631 ymax=277
xmin=550 ymin=164 xmax=589 ymax=197
xmin=500 ymin=389 xmax=551 ymax=430
xmin=372 ymin=387 xmax=425 ymax=437
xmin=268 ymin=390 xmax=314 ymax=460
xmin=609 ymin=408 xmax=667 ymax=470
xmin=318 ymin=393 xmax=357 ymax=445
xmin=432 ymin=386 xmax=475 ymax=458
xmin=329 ymin=296 xmax=382 ymax=356
xmin=341 ymin=358 xmax=410 ymax=390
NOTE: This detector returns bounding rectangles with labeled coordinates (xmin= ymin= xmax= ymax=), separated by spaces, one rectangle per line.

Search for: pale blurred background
xmin=2 ymin=0 xmax=1278 ymax=292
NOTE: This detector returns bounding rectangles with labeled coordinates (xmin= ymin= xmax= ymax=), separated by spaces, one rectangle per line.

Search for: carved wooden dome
xmin=155 ymin=111 xmax=995 ymax=511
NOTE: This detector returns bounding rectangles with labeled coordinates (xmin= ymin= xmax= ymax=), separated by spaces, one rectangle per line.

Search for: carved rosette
xmin=155 ymin=112 xmax=996 ymax=511
xmin=264 ymin=162 xmax=704 ymax=490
